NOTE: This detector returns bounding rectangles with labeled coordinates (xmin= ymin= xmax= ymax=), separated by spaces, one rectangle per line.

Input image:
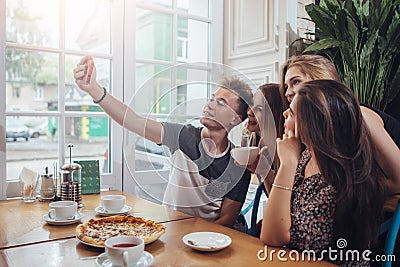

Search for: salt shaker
xmin=38 ymin=167 xmax=55 ymax=201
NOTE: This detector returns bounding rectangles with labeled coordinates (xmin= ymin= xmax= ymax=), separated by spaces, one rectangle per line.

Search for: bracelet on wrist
xmin=272 ymin=183 xmax=293 ymax=191
xmin=93 ymin=87 xmax=107 ymax=104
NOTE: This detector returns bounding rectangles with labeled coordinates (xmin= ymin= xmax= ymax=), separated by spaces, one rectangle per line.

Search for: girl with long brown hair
xmin=242 ymin=83 xmax=285 ymax=191
xmin=279 ymin=54 xmax=400 ymax=194
xmin=261 ymin=80 xmax=385 ymax=266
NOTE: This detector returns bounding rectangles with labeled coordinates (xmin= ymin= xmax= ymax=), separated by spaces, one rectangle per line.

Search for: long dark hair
xmin=257 ymin=83 xmax=286 ymax=170
xmin=296 ymin=80 xmax=384 ymax=249
xmin=258 ymin=83 xmax=285 ymax=139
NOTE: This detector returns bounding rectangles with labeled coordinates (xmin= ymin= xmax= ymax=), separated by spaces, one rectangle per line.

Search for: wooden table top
xmin=0 ymin=217 xmax=337 ymax=267
xmin=0 ymin=190 xmax=193 ymax=249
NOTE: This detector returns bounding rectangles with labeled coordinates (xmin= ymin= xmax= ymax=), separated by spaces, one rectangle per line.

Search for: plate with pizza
xmin=76 ymin=215 xmax=165 ymax=247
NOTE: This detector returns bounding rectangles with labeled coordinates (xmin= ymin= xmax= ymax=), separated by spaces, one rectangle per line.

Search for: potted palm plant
xmin=303 ymin=0 xmax=400 ymax=110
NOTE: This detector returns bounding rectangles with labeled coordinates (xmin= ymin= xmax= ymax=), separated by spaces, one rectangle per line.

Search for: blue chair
xmin=241 ymin=183 xmax=265 ymax=237
xmin=380 ymin=198 xmax=400 ymax=267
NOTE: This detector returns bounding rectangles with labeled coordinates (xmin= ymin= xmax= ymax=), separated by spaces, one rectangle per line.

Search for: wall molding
xmin=238 ymin=62 xmax=279 ymax=86
xmin=226 ymin=0 xmax=277 ymax=60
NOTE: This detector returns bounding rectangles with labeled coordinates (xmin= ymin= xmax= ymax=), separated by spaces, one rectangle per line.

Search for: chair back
xmin=380 ymin=197 xmax=400 ymax=267
xmin=241 ymin=183 xmax=265 ymax=237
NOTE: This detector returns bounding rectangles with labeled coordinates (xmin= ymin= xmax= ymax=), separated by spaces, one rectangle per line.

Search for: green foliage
xmin=304 ymin=0 xmax=400 ymax=109
xmin=6 ymin=50 xmax=44 ymax=82
xmin=6 ymin=0 xmax=47 ymax=85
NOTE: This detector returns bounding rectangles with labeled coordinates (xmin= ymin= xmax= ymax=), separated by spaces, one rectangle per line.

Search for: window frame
xmin=0 ymin=0 xmax=222 ymax=199
xmin=0 ymin=0 xmax=124 ymax=199
xmin=123 ymin=0 xmax=222 ymax=193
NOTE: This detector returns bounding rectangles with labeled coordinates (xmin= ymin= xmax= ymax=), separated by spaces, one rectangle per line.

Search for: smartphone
xmin=83 ymin=59 xmax=94 ymax=83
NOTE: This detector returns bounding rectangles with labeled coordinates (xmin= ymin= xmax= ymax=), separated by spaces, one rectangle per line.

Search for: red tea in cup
xmin=113 ymin=243 xmax=138 ymax=248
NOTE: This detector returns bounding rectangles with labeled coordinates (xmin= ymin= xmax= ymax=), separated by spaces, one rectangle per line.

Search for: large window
xmin=1 ymin=0 xmax=221 ymax=199
xmin=124 ymin=0 xmax=215 ymax=192
xmin=1 ymin=0 xmax=121 ymax=198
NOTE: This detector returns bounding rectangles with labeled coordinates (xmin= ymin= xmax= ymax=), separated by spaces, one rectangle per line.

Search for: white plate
xmin=182 ymin=232 xmax=232 ymax=252
xmin=95 ymin=205 xmax=132 ymax=216
xmin=43 ymin=212 xmax=84 ymax=226
xmin=95 ymin=251 xmax=153 ymax=267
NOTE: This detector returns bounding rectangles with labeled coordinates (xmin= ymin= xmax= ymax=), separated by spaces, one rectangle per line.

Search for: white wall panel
xmin=223 ymin=0 xmax=287 ymax=84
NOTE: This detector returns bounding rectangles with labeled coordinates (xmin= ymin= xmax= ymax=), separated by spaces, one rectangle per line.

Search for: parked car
xmin=6 ymin=119 xmax=29 ymax=141
xmin=29 ymin=122 xmax=48 ymax=138
xmin=135 ymin=137 xmax=170 ymax=156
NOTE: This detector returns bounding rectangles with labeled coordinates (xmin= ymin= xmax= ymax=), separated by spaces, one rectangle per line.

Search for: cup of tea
xmin=48 ymin=200 xmax=77 ymax=220
xmin=231 ymin=146 xmax=259 ymax=165
xmin=101 ymin=195 xmax=126 ymax=212
xmin=105 ymin=236 xmax=144 ymax=266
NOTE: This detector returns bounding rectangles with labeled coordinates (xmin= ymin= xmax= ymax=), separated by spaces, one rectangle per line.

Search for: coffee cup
xmin=231 ymin=146 xmax=259 ymax=165
xmin=101 ymin=195 xmax=126 ymax=212
xmin=105 ymin=236 xmax=144 ymax=266
xmin=48 ymin=200 xmax=77 ymax=220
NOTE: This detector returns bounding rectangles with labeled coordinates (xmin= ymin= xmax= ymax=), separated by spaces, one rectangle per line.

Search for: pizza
xmin=76 ymin=215 xmax=165 ymax=246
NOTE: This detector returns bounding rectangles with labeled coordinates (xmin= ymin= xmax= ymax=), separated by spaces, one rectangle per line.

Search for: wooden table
xmin=0 ymin=217 xmax=336 ymax=266
xmin=0 ymin=191 xmax=336 ymax=266
xmin=0 ymin=190 xmax=193 ymax=249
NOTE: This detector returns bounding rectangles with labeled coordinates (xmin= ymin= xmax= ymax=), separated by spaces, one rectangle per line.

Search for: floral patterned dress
xmin=288 ymin=149 xmax=369 ymax=267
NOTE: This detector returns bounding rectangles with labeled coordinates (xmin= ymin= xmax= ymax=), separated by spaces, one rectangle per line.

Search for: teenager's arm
xmin=361 ymin=107 xmax=400 ymax=194
xmin=260 ymin=130 xmax=300 ymax=246
xmin=73 ymin=56 xmax=163 ymax=144
xmin=260 ymin=161 xmax=297 ymax=246
xmin=262 ymin=169 xmax=275 ymax=194
xmin=214 ymin=198 xmax=243 ymax=227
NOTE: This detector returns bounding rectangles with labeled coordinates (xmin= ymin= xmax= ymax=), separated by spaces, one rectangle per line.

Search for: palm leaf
xmin=336 ymin=9 xmax=349 ymax=42
xmin=304 ymin=0 xmax=400 ymax=109
xmin=387 ymin=66 xmax=400 ymax=105
xmin=305 ymin=4 xmax=336 ymax=36
xmin=360 ymin=30 xmax=379 ymax=68
xmin=320 ymin=0 xmax=343 ymax=13
xmin=304 ymin=38 xmax=341 ymax=53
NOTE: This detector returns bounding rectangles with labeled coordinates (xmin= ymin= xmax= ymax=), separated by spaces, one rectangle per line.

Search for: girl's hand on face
xmin=276 ymin=130 xmax=301 ymax=164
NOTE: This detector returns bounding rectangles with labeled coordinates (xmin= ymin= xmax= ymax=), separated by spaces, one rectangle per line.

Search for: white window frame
xmin=0 ymin=0 xmax=124 ymax=199
xmin=0 ymin=0 xmax=223 ymax=199
xmin=177 ymin=36 xmax=188 ymax=62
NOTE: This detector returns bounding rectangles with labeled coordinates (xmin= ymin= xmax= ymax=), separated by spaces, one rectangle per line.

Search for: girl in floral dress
xmin=260 ymin=80 xmax=385 ymax=266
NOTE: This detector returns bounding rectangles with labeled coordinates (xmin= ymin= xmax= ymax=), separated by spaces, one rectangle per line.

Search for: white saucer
xmin=95 ymin=205 xmax=132 ymax=216
xmin=43 ymin=212 xmax=84 ymax=225
xmin=182 ymin=232 xmax=232 ymax=252
xmin=95 ymin=251 xmax=153 ymax=267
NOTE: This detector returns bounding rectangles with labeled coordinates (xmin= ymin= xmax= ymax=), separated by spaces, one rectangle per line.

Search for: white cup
xmin=101 ymin=195 xmax=126 ymax=212
xmin=231 ymin=146 xmax=259 ymax=165
xmin=48 ymin=201 xmax=77 ymax=220
xmin=105 ymin=236 xmax=144 ymax=266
